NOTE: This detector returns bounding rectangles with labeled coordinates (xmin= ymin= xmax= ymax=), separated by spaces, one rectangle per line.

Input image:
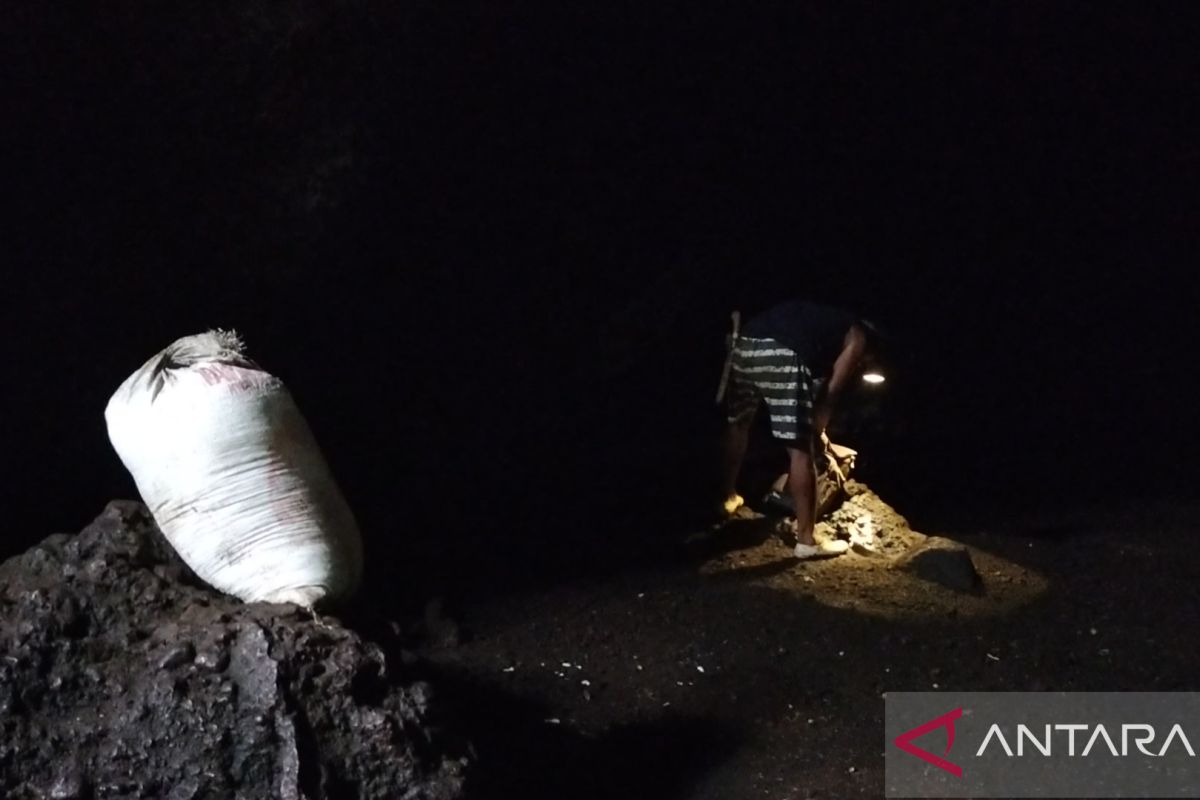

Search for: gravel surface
xmin=421 ymin=488 xmax=1200 ymax=799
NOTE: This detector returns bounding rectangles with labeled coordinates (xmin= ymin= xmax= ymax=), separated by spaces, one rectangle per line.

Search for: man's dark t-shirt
xmin=742 ymin=300 xmax=858 ymax=377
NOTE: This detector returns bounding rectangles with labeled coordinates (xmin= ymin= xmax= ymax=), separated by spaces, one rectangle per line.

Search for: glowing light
xmin=862 ymin=372 xmax=886 ymax=384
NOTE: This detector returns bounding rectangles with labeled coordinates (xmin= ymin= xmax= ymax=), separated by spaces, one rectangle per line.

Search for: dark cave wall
xmin=3 ymin=2 xmax=1199 ymax=566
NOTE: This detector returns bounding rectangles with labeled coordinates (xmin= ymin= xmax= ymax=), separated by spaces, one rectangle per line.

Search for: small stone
xmin=158 ymin=642 xmax=196 ymax=670
xmin=48 ymin=769 xmax=86 ymax=799
xmin=167 ymin=778 xmax=200 ymax=800
xmin=193 ymin=649 xmax=229 ymax=671
xmin=895 ymin=537 xmax=983 ymax=593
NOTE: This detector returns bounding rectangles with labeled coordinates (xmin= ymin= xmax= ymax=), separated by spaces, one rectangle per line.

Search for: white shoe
xmin=794 ymin=539 xmax=849 ymax=560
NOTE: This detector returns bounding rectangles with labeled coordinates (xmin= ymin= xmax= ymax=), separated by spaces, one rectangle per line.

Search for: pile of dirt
xmin=0 ymin=501 xmax=470 ymax=800
xmin=703 ymin=481 xmax=1048 ymax=619
xmin=821 ymin=480 xmax=926 ymax=557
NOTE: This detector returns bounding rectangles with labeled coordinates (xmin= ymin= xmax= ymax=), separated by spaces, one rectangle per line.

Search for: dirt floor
xmin=407 ymin=485 xmax=1200 ymax=799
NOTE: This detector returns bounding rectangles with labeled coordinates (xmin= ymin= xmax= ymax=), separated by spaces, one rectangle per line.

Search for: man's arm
xmin=813 ymin=324 xmax=867 ymax=435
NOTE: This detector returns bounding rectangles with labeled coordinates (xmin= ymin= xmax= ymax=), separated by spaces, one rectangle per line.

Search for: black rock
xmin=0 ymin=501 xmax=470 ymax=799
xmin=894 ymin=536 xmax=984 ymax=594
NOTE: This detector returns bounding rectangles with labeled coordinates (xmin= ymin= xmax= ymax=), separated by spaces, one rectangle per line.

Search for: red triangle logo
xmin=893 ymin=707 xmax=964 ymax=777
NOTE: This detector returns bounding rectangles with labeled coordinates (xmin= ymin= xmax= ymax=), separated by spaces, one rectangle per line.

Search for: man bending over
xmin=719 ymin=299 xmax=875 ymax=559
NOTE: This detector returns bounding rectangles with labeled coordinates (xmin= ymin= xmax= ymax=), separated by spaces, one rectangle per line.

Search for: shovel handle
xmin=715 ymin=310 xmax=742 ymax=404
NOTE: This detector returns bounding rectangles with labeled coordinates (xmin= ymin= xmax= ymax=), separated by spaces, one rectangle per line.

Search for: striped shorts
xmin=726 ymin=336 xmax=815 ymax=443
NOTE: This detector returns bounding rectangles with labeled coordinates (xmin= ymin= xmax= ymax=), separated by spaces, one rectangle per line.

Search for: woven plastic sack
xmin=104 ymin=330 xmax=363 ymax=607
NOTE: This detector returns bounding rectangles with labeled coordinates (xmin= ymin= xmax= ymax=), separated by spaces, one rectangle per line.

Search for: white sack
xmin=105 ymin=330 xmax=363 ymax=606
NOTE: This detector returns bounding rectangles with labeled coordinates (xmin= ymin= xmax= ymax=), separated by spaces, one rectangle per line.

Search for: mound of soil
xmin=701 ymin=482 xmax=1047 ymax=619
xmin=0 ymin=501 xmax=470 ymax=800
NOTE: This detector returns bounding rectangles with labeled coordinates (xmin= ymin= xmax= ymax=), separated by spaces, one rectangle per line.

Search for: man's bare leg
xmin=719 ymin=414 xmax=754 ymax=514
xmin=786 ymin=446 xmax=817 ymax=546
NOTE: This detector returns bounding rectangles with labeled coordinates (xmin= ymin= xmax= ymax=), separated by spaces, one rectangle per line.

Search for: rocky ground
xmin=3 ymin=489 xmax=1197 ymax=799
xmin=0 ymin=502 xmax=470 ymax=800
xmin=416 ymin=487 xmax=1200 ymax=799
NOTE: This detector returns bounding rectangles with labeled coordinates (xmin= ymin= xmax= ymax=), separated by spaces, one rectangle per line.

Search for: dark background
xmin=3 ymin=3 xmax=1197 ymax=601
